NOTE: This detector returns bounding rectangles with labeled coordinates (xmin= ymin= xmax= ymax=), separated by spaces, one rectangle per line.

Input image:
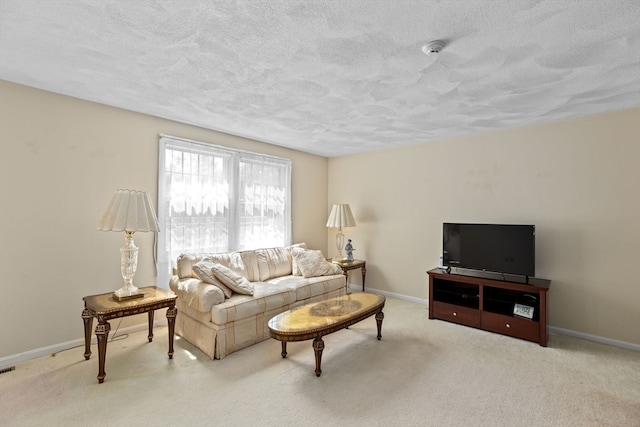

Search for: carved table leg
xmin=166 ymin=306 xmax=177 ymax=359
xmin=95 ymin=321 xmax=111 ymax=383
xmin=375 ymin=310 xmax=384 ymax=340
xmin=148 ymin=310 xmax=155 ymax=342
xmin=361 ymin=265 xmax=367 ymax=291
xmin=343 ymin=270 xmax=350 ymax=294
xmin=313 ymin=337 xmax=325 ymax=377
xmin=281 ymin=341 xmax=287 ymax=358
xmin=82 ymin=309 xmax=93 ymax=360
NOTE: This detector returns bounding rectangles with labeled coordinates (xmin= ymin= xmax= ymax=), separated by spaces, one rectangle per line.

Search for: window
xmin=157 ymin=135 xmax=291 ymax=287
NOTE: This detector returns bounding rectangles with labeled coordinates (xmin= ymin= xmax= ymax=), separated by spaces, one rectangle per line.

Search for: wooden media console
xmin=427 ymin=268 xmax=550 ymax=346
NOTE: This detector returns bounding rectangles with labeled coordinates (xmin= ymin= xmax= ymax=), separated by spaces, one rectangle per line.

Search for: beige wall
xmin=328 ymin=108 xmax=640 ymax=345
xmin=0 ymin=80 xmax=329 ymax=358
xmin=1 ymin=79 xmax=638 ymax=360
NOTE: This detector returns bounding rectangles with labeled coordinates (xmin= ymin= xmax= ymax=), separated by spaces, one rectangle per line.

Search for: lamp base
xmin=112 ymin=287 xmax=145 ymax=302
xmin=114 ymin=233 xmax=144 ymax=302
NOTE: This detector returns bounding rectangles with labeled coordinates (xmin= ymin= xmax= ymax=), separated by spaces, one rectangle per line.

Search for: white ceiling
xmin=1 ymin=1 xmax=639 ymax=157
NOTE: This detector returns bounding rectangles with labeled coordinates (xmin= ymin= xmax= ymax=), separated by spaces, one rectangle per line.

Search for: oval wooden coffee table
xmin=268 ymin=292 xmax=385 ymax=377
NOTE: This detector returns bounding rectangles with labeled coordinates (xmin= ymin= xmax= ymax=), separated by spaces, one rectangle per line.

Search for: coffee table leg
xmin=281 ymin=342 xmax=287 ymax=358
xmin=148 ymin=311 xmax=155 ymax=342
xmin=313 ymin=337 xmax=325 ymax=377
xmin=375 ymin=310 xmax=384 ymax=340
xmin=82 ymin=309 xmax=93 ymax=360
xmin=166 ymin=306 xmax=177 ymax=359
xmin=95 ymin=321 xmax=111 ymax=383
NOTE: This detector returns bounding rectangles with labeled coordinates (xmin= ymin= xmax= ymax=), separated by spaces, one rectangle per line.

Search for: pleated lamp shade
xmin=97 ymin=189 xmax=158 ymax=233
xmin=326 ymin=204 xmax=356 ymax=229
xmin=326 ymin=204 xmax=355 ymax=262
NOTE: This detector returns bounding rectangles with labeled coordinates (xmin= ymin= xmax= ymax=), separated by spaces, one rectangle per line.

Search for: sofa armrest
xmin=171 ymin=276 xmax=225 ymax=312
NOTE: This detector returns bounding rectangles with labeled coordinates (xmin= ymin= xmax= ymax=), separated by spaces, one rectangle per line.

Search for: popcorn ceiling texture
xmin=1 ymin=0 xmax=639 ymax=157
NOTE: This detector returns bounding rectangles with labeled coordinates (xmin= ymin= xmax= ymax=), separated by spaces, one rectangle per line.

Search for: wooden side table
xmin=81 ymin=286 xmax=177 ymax=383
xmin=332 ymin=259 xmax=367 ymax=291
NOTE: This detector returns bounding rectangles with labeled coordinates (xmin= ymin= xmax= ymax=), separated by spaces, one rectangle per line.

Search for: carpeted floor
xmin=1 ymin=296 xmax=639 ymax=427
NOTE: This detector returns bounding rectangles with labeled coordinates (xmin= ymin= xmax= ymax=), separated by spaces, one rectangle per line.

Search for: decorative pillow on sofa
xmin=193 ymin=259 xmax=233 ymax=298
xmin=178 ymin=252 xmax=249 ymax=281
xmin=287 ymin=243 xmax=308 ymax=276
xmin=292 ymin=249 xmax=342 ymax=278
xmin=208 ymin=251 xmax=249 ymax=278
xmin=210 ymin=263 xmax=255 ymax=295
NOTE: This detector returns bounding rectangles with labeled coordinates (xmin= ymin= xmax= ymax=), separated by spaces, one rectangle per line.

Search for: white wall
xmin=328 ymin=108 xmax=640 ymax=345
xmin=0 ymin=80 xmax=329 ymax=358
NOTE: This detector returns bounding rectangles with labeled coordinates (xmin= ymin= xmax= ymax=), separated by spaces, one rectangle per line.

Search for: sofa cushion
xmin=255 ymin=247 xmax=292 ymax=281
xmin=209 ymin=251 xmax=249 ymax=278
xmin=292 ymin=249 xmax=342 ymax=278
xmin=211 ymin=263 xmax=255 ymax=295
xmin=176 ymin=253 xmax=204 ymax=279
xmin=210 ymin=281 xmax=297 ymax=325
xmin=193 ymin=259 xmax=234 ymax=298
xmin=266 ymin=274 xmax=345 ymax=301
xmin=239 ymin=250 xmax=260 ymax=282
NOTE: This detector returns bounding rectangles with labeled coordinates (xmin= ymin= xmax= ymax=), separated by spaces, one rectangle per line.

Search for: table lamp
xmin=97 ymin=189 xmax=159 ymax=301
xmin=326 ymin=203 xmax=356 ymax=261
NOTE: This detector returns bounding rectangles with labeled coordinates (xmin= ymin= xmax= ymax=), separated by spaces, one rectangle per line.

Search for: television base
xmin=427 ymin=268 xmax=551 ymax=346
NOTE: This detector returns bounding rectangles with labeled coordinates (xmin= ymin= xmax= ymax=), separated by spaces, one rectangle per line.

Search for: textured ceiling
xmin=1 ymin=1 xmax=639 ymax=157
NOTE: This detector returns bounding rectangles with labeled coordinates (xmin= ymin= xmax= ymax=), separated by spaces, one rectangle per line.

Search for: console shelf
xmin=427 ymin=268 xmax=550 ymax=346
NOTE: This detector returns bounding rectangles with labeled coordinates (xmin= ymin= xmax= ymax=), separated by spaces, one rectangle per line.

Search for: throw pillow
xmin=207 ymin=251 xmax=249 ymax=278
xmin=287 ymin=243 xmax=308 ymax=276
xmin=193 ymin=259 xmax=233 ymax=298
xmin=210 ymin=263 xmax=255 ymax=295
xmin=292 ymin=249 xmax=342 ymax=278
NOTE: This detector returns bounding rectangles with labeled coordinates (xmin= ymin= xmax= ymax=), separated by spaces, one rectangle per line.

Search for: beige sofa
xmin=169 ymin=244 xmax=346 ymax=359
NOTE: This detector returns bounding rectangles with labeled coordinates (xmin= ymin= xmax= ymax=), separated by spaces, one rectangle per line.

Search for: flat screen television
xmin=442 ymin=223 xmax=535 ymax=277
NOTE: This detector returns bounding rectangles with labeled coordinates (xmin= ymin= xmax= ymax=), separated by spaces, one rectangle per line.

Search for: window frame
xmin=157 ymin=134 xmax=292 ymax=288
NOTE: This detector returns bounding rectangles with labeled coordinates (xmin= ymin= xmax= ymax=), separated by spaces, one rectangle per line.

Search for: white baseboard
xmin=548 ymin=326 xmax=640 ymax=352
xmin=354 ymin=284 xmax=640 ymax=353
xmin=351 ymin=284 xmax=428 ymax=306
xmin=2 ymin=290 xmax=637 ymax=370
xmin=0 ymin=322 xmax=152 ymax=370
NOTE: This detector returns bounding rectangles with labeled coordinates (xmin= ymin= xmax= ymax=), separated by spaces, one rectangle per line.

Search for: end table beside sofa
xmin=332 ymin=259 xmax=367 ymax=291
xmin=82 ymin=286 xmax=177 ymax=383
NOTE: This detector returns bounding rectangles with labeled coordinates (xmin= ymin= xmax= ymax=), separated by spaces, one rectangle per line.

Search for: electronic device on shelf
xmin=442 ymin=222 xmax=535 ymax=281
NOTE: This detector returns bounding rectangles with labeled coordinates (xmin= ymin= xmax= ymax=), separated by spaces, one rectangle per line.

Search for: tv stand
xmin=427 ymin=268 xmax=550 ymax=346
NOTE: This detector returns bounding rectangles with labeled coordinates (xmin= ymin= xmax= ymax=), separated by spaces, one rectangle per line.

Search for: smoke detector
xmin=422 ymin=40 xmax=445 ymax=56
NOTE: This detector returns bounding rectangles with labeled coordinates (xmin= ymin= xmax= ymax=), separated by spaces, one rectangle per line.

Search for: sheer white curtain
xmin=157 ymin=135 xmax=291 ymax=288
xmin=238 ymin=153 xmax=291 ymax=250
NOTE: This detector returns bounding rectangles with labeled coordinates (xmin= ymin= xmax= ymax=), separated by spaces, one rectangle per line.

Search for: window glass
xmin=157 ymin=135 xmax=291 ymax=287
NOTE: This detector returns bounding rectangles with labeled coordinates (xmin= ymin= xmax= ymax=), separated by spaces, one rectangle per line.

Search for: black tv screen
xmin=443 ymin=223 xmax=535 ymax=277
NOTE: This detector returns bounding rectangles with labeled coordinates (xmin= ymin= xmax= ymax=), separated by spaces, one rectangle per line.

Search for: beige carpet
xmin=1 ymin=296 xmax=639 ymax=427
